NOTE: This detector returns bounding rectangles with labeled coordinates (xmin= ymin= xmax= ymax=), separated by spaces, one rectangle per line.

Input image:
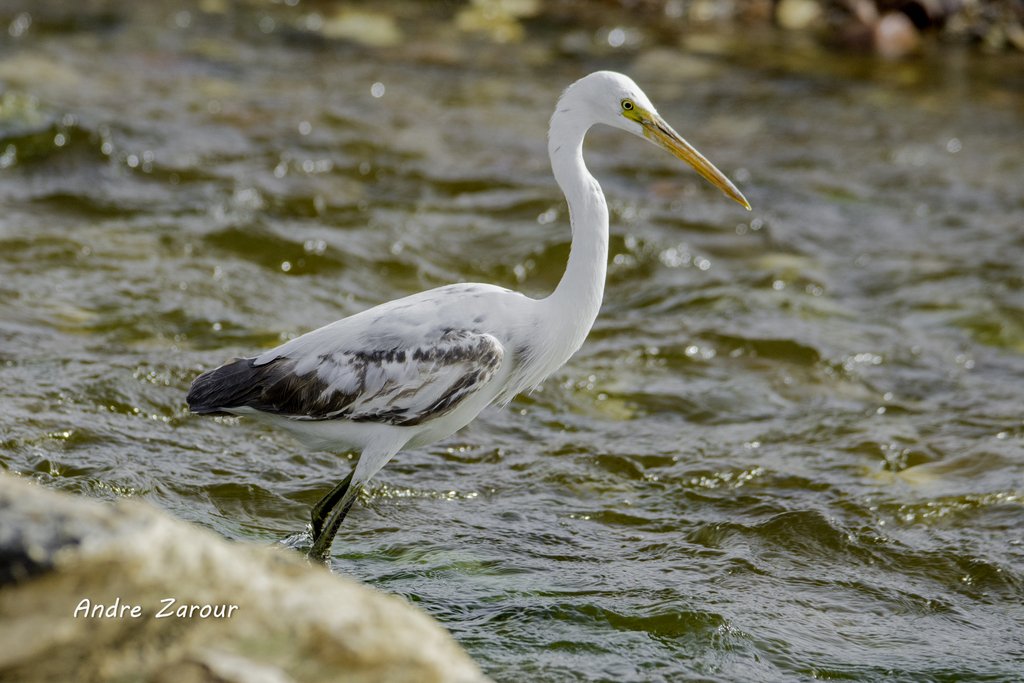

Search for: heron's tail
xmin=186 ymin=357 xmax=262 ymax=415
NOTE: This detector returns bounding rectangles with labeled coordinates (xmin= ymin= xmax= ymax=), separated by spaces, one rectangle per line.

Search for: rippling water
xmin=2 ymin=5 xmax=1023 ymax=682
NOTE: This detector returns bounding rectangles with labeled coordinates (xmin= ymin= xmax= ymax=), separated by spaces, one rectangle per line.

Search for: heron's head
xmin=568 ymin=71 xmax=750 ymax=210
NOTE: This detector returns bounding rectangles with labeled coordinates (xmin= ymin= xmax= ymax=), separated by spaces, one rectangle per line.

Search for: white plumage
xmin=187 ymin=71 xmax=749 ymax=562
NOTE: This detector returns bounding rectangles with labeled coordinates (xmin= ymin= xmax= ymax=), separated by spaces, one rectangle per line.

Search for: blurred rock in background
xmin=0 ymin=0 xmax=1021 ymax=59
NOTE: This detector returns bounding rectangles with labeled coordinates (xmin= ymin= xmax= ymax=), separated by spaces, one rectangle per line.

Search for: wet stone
xmin=0 ymin=475 xmax=490 ymax=683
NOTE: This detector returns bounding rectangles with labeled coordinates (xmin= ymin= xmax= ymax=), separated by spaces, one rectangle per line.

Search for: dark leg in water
xmin=308 ymin=480 xmax=363 ymax=563
xmin=307 ymin=444 xmax=399 ymax=562
xmin=310 ymin=471 xmax=354 ymax=540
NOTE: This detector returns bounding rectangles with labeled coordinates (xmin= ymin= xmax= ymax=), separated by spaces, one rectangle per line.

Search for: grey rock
xmin=0 ymin=474 xmax=491 ymax=683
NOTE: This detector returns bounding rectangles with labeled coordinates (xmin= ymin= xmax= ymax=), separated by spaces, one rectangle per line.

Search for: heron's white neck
xmin=542 ymin=108 xmax=609 ymax=359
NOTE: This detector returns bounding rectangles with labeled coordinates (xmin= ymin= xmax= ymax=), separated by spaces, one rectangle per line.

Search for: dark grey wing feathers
xmin=186 ymin=357 xmax=263 ymax=416
xmin=186 ymin=356 xmax=345 ymax=417
xmin=186 ymin=330 xmax=504 ymax=427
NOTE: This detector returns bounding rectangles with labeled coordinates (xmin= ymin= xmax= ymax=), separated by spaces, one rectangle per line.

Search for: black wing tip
xmin=186 ymin=357 xmax=257 ymax=415
xmin=188 ymin=408 xmax=235 ymax=417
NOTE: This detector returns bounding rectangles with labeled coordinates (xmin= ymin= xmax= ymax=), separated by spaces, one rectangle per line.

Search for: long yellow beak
xmin=635 ymin=112 xmax=751 ymax=211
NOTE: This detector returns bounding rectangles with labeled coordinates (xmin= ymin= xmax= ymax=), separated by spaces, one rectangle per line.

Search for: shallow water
xmin=2 ymin=4 xmax=1023 ymax=682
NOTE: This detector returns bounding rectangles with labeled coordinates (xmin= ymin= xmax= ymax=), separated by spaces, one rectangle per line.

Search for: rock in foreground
xmin=0 ymin=474 xmax=491 ymax=683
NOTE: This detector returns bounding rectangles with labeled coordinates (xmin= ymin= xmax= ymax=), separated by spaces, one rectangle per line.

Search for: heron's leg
xmin=307 ymin=481 xmax=363 ymax=563
xmin=306 ymin=442 xmax=402 ymax=563
xmin=310 ymin=470 xmax=354 ymax=540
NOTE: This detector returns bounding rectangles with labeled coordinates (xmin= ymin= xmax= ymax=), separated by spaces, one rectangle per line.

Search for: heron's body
xmin=187 ymin=71 xmax=748 ymax=562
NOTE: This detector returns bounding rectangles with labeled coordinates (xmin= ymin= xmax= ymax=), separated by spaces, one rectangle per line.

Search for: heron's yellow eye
xmin=622 ymin=99 xmax=634 ymax=111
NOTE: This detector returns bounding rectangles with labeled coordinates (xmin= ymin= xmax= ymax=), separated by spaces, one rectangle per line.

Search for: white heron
xmin=187 ymin=71 xmax=750 ymax=562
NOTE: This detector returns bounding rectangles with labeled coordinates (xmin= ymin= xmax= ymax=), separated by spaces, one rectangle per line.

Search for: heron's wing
xmin=187 ymin=329 xmax=505 ymax=427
